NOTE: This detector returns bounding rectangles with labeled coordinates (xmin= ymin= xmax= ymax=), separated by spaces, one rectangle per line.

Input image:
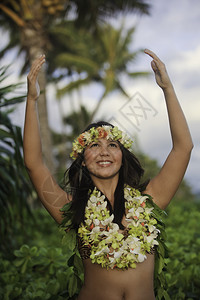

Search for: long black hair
xmin=63 ymin=121 xmax=149 ymax=229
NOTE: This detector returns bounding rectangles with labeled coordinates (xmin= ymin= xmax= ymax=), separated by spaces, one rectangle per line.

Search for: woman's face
xmin=83 ymin=138 xmax=122 ymax=180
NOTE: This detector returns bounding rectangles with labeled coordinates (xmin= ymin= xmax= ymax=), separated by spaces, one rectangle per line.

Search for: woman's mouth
xmin=97 ymin=161 xmax=112 ymax=166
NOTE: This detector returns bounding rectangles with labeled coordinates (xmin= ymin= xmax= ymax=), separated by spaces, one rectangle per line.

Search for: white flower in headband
xmin=70 ymin=125 xmax=133 ymax=159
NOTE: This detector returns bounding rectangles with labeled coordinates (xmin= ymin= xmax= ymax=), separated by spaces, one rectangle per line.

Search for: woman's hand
xmin=27 ymin=55 xmax=45 ymax=101
xmin=144 ymin=49 xmax=172 ymax=90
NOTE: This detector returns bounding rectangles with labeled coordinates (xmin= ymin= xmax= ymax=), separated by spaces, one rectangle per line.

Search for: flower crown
xmin=70 ymin=125 xmax=133 ymax=160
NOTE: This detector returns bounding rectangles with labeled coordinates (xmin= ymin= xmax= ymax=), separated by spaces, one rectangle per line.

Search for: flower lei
xmin=70 ymin=125 xmax=133 ymax=160
xmin=78 ymin=186 xmax=160 ymax=270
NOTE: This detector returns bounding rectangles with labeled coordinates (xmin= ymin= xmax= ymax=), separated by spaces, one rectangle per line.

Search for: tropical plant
xmin=0 ymin=0 xmax=66 ymax=172
xmin=0 ymin=65 xmax=35 ymax=255
xmin=165 ymin=199 xmax=200 ymax=299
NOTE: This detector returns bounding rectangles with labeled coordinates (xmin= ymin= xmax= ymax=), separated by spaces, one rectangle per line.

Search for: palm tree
xmin=0 ymin=0 xmax=67 ymax=172
xmin=49 ymin=22 xmax=150 ymax=124
xmin=89 ymin=23 xmax=150 ymax=121
xmin=0 ymin=0 xmax=150 ymax=171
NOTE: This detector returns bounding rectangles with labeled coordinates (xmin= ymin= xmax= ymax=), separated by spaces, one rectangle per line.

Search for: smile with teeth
xmin=97 ymin=161 xmax=112 ymax=166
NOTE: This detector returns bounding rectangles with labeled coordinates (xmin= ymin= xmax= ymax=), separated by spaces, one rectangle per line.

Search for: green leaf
xmin=47 ymin=279 xmax=60 ymax=295
xmin=73 ymin=253 xmax=84 ymax=274
xmin=13 ymin=258 xmax=25 ymax=268
xmin=68 ymin=273 xmax=78 ymax=297
xmin=63 ymin=229 xmax=77 ymax=252
xmin=30 ymin=246 xmax=38 ymax=256
xmin=21 ymin=259 xmax=28 ymax=274
xmin=157 ymin=240 xmax=165 ymax=258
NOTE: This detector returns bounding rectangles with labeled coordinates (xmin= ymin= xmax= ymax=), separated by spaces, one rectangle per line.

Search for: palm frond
xmin=55 ymin=53 xmax=99 ymax=74
xmin=56 ymin=76 xmax=91 ymax=98
xmin=127 ymin=71 xmax=151 ymax=77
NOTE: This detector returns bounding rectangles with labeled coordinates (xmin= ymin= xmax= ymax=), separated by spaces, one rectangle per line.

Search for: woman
xmin=23 ymin=50 xmax=193 ymax=300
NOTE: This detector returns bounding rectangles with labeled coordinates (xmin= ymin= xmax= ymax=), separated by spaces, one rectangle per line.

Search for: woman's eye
xmin=109 ymin=143 xmax=118 ymax=148
xmin=90 ymin=143 xmax=99 ymax=148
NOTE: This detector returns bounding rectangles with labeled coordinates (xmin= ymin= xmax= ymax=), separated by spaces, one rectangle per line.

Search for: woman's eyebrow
xmin=107 ymin=140 xmax=118 ymax=144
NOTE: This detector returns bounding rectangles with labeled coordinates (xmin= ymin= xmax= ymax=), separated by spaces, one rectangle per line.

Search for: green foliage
xmin=0 ymin=209 xmax=83 ymax=300
xmin=145 ymin=199 xmax=169 ymax=299
xmin=1 ymin=198 xmax=200 ymax=299
xmin=165 ymin=200 xmax=200 ymax=299
xmin=0 ymin=245 xmax=81 ymax=300
xmin=63 ymin=105 xmax=91 ymax=138
xmin=0 ymin=66 xmax=35 ymax=255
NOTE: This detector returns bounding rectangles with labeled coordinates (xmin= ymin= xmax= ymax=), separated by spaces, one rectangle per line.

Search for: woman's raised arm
xmin=144 ymin=49 xmax=193 ymax=209
xmin=23 ymin=55 xmax=69 ymax=223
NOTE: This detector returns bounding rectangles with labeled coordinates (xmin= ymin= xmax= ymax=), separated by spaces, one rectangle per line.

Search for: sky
xmin=1 ymin=0 xmax=200 ymax=194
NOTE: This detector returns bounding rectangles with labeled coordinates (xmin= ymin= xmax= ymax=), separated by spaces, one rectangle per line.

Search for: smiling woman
xmin=23 ymin=50 xmax=193 ymax=300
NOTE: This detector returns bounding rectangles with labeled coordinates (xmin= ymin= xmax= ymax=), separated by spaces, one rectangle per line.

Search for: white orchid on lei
xmin=78 ymin=186 xmax=160 ymax=270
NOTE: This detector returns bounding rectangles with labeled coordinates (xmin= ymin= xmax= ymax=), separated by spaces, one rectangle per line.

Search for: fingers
xmin=144 ymin=49 xmax=160 ymax=61
xmin=28 ymin=54 xmax=46 ymax=81
xmin=31 ymin=55 xmax=45 ymax=73
xmin=151 ymin=60 xmax=158 ymax=73
xmin=144 ymin=49 xmax=165 ymax=71
xmin=32 ymin=54 xmax=46 ymax=67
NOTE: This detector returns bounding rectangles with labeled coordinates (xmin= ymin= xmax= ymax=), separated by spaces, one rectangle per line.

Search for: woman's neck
xmin=91 ymin=175 xmax=119 ymax=205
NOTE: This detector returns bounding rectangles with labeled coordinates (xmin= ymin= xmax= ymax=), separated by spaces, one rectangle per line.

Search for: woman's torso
xmin=78 ymin=254 xmax=155 ymax=300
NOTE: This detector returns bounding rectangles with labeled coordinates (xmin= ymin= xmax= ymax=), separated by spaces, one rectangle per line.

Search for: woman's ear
xmin=82 ymin=161 xmax=86 ymax=167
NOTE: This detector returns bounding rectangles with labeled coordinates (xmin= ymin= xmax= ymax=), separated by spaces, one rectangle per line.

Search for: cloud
xmin=170 ymin=46 xmax=200 ymax=73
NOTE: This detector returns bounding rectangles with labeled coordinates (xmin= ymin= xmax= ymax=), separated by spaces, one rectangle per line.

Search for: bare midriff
xmin=77 ymin=254 xmax=155 ymax=300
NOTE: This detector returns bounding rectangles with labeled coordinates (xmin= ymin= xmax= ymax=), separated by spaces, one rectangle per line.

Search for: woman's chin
xmin=90 ymin=170 xmax=120 ymax=180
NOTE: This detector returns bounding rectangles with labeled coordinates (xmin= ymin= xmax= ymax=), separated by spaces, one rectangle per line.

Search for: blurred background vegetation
xmin=0 ymin=1 xmax=199 ymax=299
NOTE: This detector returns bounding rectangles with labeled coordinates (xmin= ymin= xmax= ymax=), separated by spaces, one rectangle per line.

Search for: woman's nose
xmin=100 ymin=145 xmax=109 ymax=155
